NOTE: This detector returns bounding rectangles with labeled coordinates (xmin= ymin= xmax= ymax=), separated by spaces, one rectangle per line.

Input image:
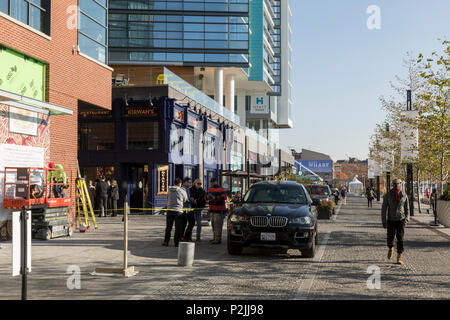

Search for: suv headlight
xmin=290 ymin=217 xmax=312 ymax=225
xmin=230 ymin=214 xmax=249 ymax=222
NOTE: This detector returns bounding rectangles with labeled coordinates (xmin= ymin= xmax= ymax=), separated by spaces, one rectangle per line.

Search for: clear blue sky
xmin=280 ymin=0 xmax=449 ymax=161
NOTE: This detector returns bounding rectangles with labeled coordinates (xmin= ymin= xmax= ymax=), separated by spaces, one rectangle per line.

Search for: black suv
xmin=227 ymin=181 xmax=320 ymax=257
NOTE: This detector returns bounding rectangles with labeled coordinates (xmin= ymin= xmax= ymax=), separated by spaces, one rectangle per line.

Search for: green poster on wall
xmin=0 ymin=46 xmax=46 ymax=101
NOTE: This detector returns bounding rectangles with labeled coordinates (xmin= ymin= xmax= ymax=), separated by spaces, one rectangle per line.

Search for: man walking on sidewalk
xmin=207 ymin=178 xmax=228 ymax=244
xmin=381 ymin=178 xmax=410 ymax=265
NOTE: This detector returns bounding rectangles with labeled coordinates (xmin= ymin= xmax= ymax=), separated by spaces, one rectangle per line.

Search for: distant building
xmin=291 ymin=149 xmax=334 ymax=185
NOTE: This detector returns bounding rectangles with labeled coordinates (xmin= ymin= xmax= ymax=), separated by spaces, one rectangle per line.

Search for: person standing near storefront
xmin=179 ymin=177 xmax=192 ymax=241
xmin=186 ymin=179 xmax=206 ymax=242
xmin=107 ymin=179 xmax=112 ymax=216
xmin=381 ymin=179 xmax=410 ymax=265
xmin=207 ymin=178 xmax=228 ymax=245
xmin=88 ymin=180 xmax=96 ymax=209
xmin=162 ymin=178 xmax=188 ymax=247
xmin=95 ymin=176 xmax=109 ymax=217
xmin=110 ymin=180 xmax=119 ymax=217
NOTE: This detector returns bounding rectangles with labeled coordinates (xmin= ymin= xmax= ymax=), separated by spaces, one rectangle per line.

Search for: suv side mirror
xmin=312 ymin=198 xmax=321 ymax=206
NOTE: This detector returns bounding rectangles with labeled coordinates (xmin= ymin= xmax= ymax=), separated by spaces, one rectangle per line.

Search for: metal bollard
xmin=177 ymin=242 xmax=195 ymax=267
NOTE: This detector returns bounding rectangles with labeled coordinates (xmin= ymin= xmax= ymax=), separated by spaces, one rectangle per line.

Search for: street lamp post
xmin=406 ymin=90 xmax=415 ymax=217
xmin=385 ymin=123 xmax=391 ymax=193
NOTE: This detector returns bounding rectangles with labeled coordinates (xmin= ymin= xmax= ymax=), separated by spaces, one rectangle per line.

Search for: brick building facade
xmin=0 ymin=1 xmax=112 ymax=239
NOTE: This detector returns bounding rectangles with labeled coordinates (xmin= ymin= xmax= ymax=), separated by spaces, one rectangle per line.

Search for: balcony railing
xmin=163 ymin=67 xmax=242 ymax=126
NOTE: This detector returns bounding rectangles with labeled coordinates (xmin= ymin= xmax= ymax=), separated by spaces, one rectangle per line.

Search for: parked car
xmin=306 ymin=184 xmax=333 ymax=202
xmin=227 ymin=181 xmax=320 ymax=257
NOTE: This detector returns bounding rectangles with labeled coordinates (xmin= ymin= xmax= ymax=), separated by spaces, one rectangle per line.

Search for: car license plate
xmin=261 ymin=233 xmax=276 ymax=241
xmin=52 ymin=225 xmax=64 ymax=232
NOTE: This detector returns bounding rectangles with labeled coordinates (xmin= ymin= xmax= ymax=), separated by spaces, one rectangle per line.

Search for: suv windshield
xmin=243 ymin=185 xmax=308 ymax=204
xmin=307 ymin=185 xmax=329 ymax=196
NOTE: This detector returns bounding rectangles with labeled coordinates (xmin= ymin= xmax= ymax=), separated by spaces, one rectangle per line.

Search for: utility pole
xmin=406 ymin=90 xmax=415 ymax=217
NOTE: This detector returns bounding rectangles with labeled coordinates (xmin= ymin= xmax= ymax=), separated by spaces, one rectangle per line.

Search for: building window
xmin=170 ymin=124 xmax=182 ymax=152
xmin=1 ymin=0 xmax=51 ymax=35
xmin=78 ymin=0 xmax=108 ymax=64
xmin=78 ymin=122 xmax=115 ymax=151
xmin=184 ymin=167 xmax=193 ymax=180
xmin=127 ymin=121 xmax=159 ymax=150
xmin=184 ymin=129 xmax=194 ymax=155
xmin=205 ymin=135 xmax=216 ymax=159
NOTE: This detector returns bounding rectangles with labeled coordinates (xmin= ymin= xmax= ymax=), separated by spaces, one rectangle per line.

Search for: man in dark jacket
xmin=95 ymin=176 xmax=109 ymax=217
xmin=185 ymin=179 xmax=206 ymax=242
xmin=207 ymin=177 xmax=228 ymax=244
xmin=381 ymin=178 xmax=410 ymax=265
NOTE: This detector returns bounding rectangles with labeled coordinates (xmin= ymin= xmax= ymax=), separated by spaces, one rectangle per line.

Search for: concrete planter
xmin=437 ymin=200 xmax=450 ymax=227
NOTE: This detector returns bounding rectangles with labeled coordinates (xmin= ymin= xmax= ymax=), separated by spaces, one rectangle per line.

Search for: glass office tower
xmin=108 ymin=0 xmax=250 ymax=67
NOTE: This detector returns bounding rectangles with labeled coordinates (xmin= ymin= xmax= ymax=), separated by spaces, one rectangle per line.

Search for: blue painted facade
xmin=78 ymin=89 xmax=225 ymax=211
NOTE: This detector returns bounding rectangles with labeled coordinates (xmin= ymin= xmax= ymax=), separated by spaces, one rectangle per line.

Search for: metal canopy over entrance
xmin=0 ymin=89 xmax=73 ymax=116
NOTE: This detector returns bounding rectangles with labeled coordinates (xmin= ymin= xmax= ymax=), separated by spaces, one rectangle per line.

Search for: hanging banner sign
xmin=400 ymin=111 xmax=419 ymax=163
xmin=187 ymin=115 xmax=200 ymax=129
xmin=368 ymin=159 xmax=375 ymax=179
xmin=9 ymin=106 xmax=38 ymax=136
xmin=174 ymin=108 xmax=185 ymax=123
xmin=207 ymin=123 xmax=219 ymax=136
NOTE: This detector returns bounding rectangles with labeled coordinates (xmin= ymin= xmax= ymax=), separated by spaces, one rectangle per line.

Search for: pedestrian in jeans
xmin=381 ymin=178 xmax=410 ymax=265
xmin=340 ymin=187 xmax=347 ymax=205
xmin=162 ymin=178 xmax=188 ymax=247
xmin=366 ymin=187 xmax=375 ymax=208
xmin=187 ymin=179 xmax=206 ymax=242
xmin=180 ymin=177 xmax=192 ymax=241
xmin=207 ymin=178 xmax=229 ymax=244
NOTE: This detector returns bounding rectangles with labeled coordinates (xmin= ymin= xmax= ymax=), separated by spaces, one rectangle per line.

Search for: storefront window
xmin=81 ymin=166 xmax=115 ymax=182
xmin=184 ymin=167 xmax=193 ymax=180
xmin=78 ymin=122 xmax=115 ymax=151
xmin=184 ymin=129 xmax=194 ymax=155
xmin=127 ymin=122 xmax=159 ymax=150
xmin=170 ymin=124 xmax=182 ymax=152
xmin=205 ymin=135 xmax=216 ymax=159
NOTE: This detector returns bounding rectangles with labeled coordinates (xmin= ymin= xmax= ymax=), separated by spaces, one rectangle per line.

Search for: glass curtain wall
xmin=78 ymin=0 xmax=108 ymax=64
xmin=108 ymin=0 xmax=250 ymax=66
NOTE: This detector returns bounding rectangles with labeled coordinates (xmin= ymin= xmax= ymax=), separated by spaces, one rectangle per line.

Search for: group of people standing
xmin=332 ymin=186 xmax=347 ymax=205
xmin=87 ymin=176 xmax=120 ymax=217
xmin=162 ymin=177 xmax=229 ymax=247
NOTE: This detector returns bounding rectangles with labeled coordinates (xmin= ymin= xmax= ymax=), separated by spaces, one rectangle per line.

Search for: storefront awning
xmin=0 ymin=89 xmax=73 ymax=116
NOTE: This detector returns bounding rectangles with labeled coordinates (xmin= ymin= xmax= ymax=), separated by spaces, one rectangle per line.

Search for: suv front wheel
xmin=301 ymin=232 xmax=316 ymax=258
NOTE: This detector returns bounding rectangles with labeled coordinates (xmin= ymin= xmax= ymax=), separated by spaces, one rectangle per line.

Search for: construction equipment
xmin=3 ymin=166 xmax=73 ymax=240
xmin=75 ymin=176 xmax=97 ymax=230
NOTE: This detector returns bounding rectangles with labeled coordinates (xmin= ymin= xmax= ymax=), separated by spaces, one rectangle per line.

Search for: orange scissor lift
xmin=3 ymin=167 xmax=74 ymax=240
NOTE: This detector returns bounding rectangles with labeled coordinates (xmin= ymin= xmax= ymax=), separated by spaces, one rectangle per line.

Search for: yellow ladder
xmin=76 ymin=177 xmax=98 ymax=229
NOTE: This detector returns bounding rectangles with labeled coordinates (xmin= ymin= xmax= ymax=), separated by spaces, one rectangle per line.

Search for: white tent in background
xmin=348 ymin=176 xmax=364 ymax=195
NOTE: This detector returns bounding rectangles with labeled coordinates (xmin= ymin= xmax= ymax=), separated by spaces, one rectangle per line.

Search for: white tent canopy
xmin=348 ymin=176 xmax=364 ymax=195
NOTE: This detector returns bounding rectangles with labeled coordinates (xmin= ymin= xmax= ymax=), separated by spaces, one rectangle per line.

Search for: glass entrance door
xmin=127 ymin=165 xmax=145 ymax=212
